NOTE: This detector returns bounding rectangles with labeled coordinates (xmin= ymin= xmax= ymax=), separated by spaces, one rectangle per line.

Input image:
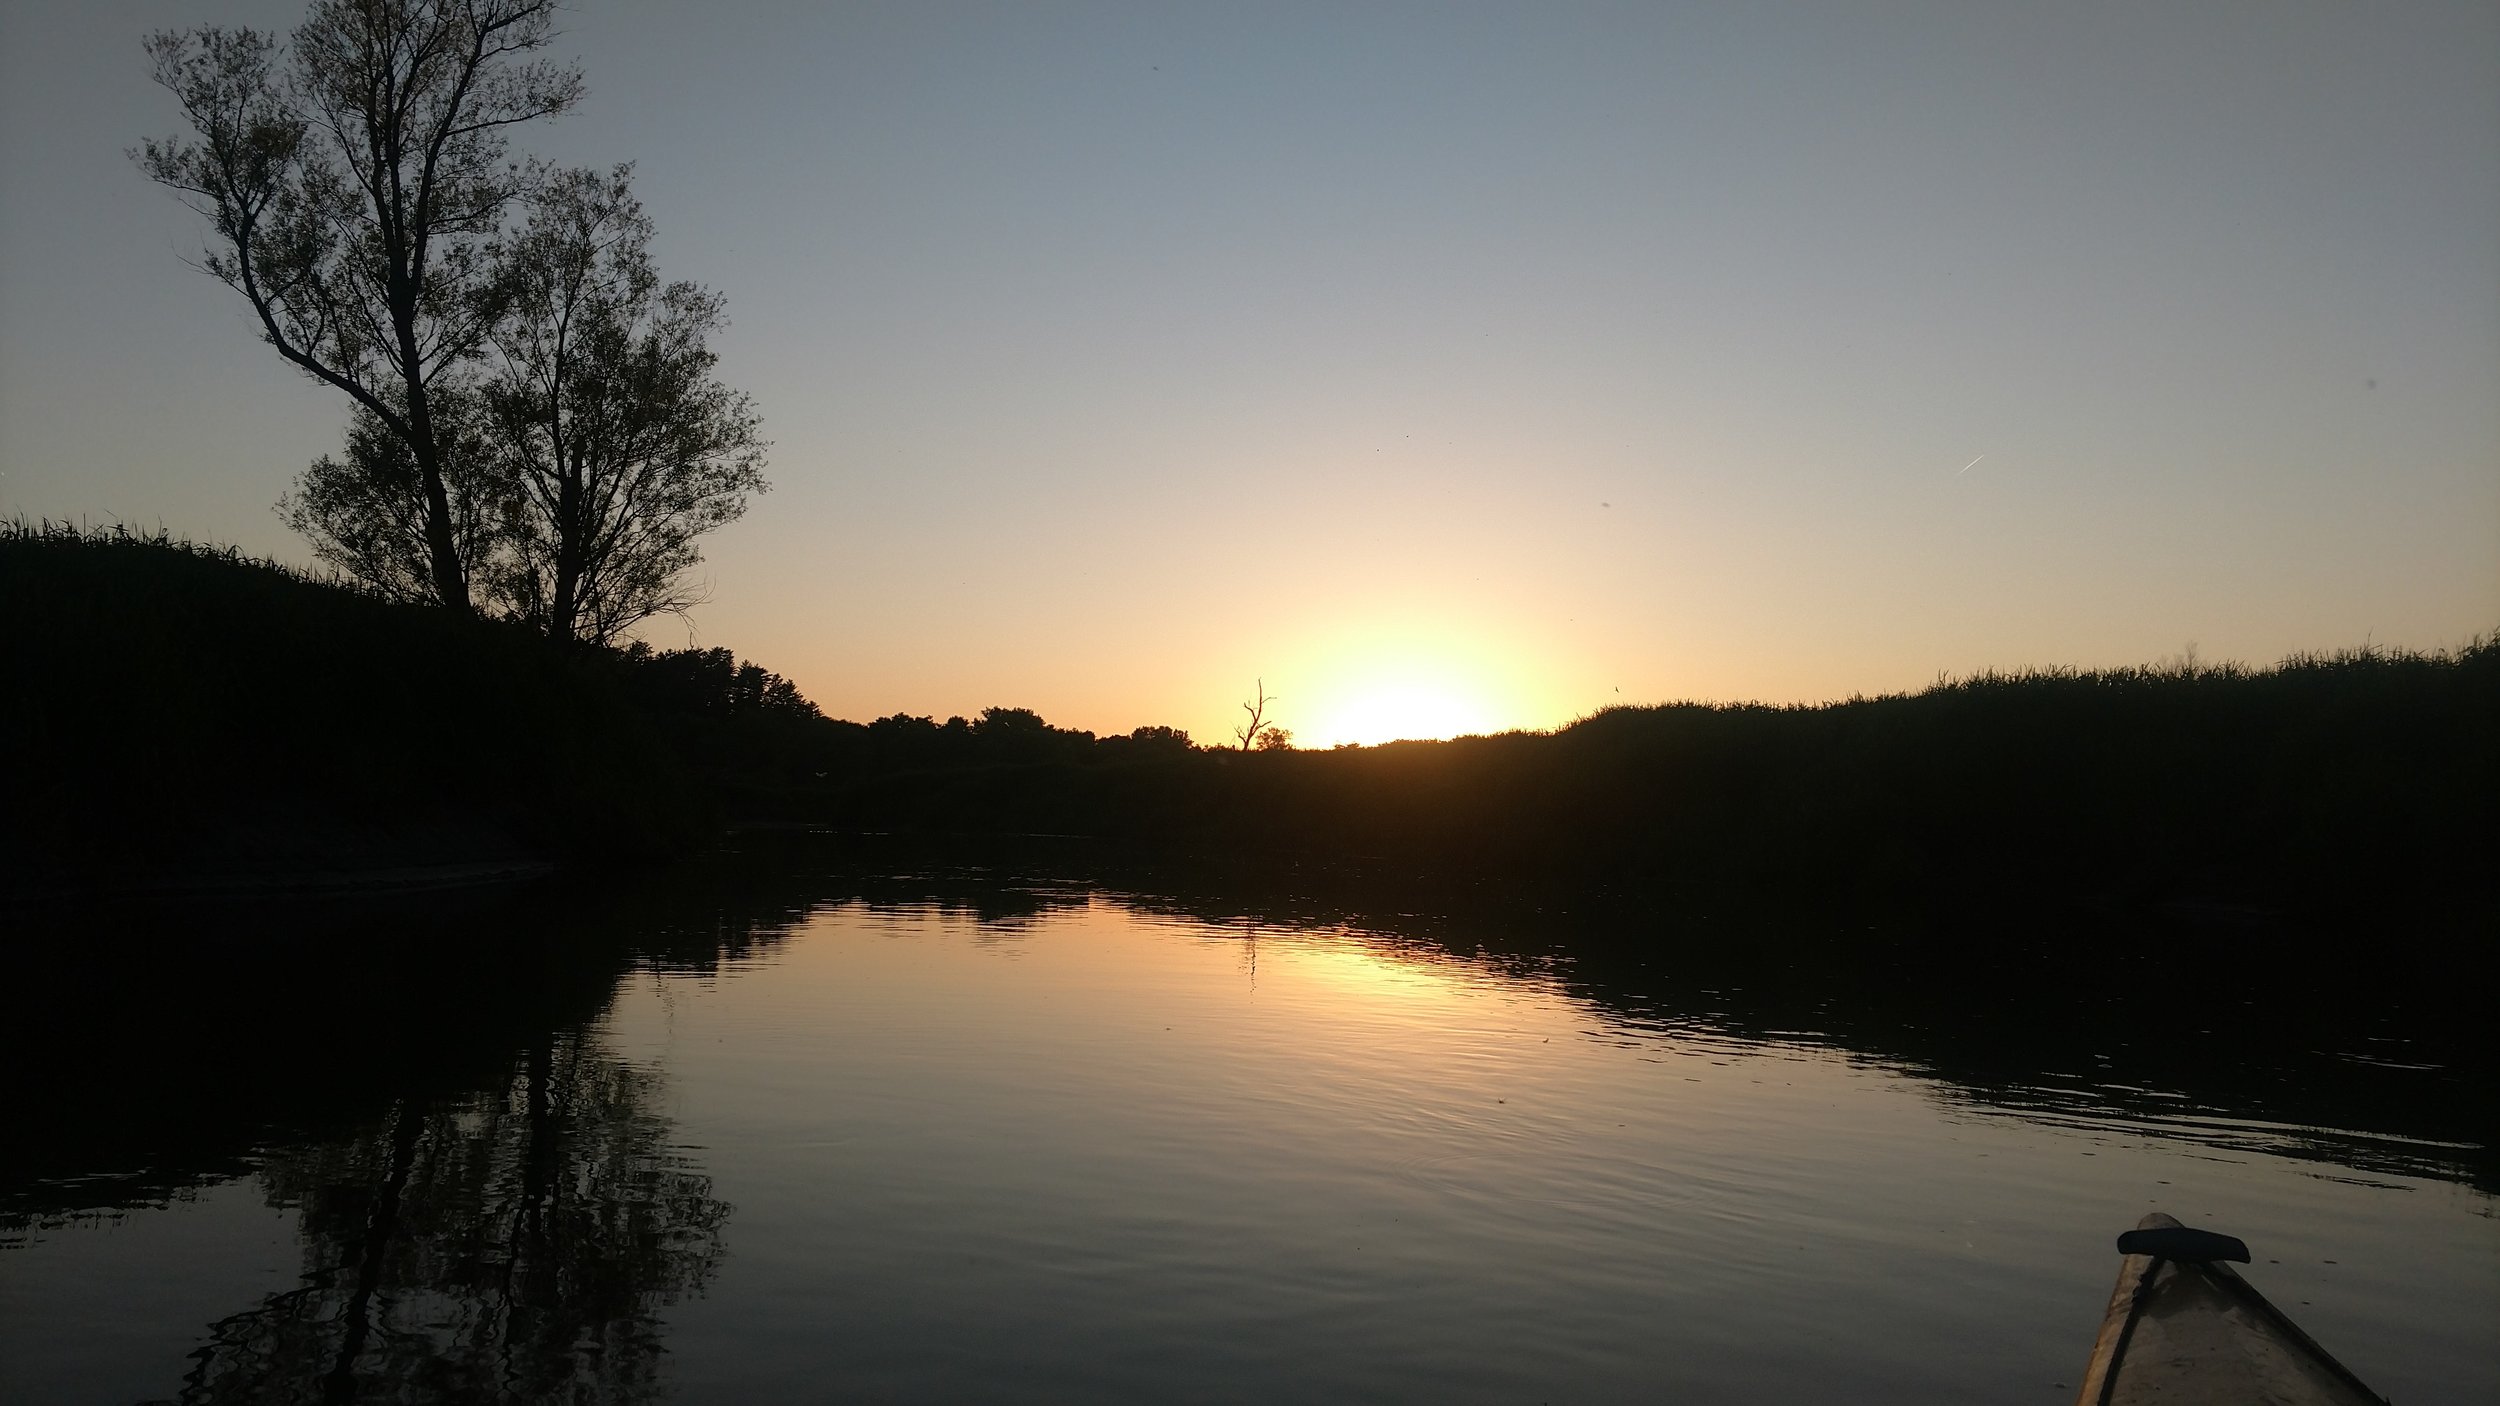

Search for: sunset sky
xmin=4 ymin=1 xmax=2494 ymax=746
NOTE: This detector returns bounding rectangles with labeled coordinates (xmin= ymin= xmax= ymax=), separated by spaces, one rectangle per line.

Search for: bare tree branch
xmin=1234 ymin=680 xmax=1279 ymax=752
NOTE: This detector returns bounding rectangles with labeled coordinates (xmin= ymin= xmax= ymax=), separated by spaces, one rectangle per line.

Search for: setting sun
xmin=1319 ymin=684 xmax=1497 ymax=747
xmin=1292 ymin=636 xmax=1520 ymax=747
xmin=1274 ymin=619 xmax=1580 ymax=748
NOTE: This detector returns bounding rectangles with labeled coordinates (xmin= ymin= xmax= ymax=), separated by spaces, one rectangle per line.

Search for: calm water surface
xmin=2 ymin=865 xmax=2491 ymax=1403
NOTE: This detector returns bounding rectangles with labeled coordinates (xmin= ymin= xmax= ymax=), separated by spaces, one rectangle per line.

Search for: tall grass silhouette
xmin=9 ymin=518 xmax=2490 ymax=917
xmin=4 ymin=519 xmax=696 ymax=892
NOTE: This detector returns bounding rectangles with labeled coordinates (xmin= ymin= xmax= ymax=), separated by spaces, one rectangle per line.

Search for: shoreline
xmin=4 ymin=855 xmax=559 ymax=911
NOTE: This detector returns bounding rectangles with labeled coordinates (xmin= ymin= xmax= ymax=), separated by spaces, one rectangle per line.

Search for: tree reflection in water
xmin=172 ymin=1029 xmax=725 ymax=1406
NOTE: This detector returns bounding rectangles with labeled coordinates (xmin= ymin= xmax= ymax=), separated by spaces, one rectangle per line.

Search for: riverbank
xmin=9 ymin=521 xmax=2492 ymax=920
xmin=4 ymin=523 xmax=700 ymax=901
xmin=803 ymin=651 xmax=2499 ymax=918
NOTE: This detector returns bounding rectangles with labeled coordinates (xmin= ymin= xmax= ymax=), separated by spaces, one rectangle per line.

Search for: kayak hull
xmin=2073 ymin=1213 xmax=2387 ymax=1406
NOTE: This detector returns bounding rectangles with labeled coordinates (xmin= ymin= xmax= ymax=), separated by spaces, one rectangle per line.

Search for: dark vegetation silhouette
xmin=786 ymin=645 xmax=2499 ymax=923
xmin=140 ymin=0 xmax=766 ymax=641
xmin=8 ymin=520 xmax=2492 ymax=924
xmin=4 ymin=521 xmax=700 ymax=894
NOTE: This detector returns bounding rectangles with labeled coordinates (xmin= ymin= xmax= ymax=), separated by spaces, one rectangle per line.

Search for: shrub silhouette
xmin=4 ymin=520 xmax=696 ymax=888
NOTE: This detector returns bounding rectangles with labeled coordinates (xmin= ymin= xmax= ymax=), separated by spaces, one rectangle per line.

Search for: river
xmin=2 ymin=847 xmax=2490 ymax=1403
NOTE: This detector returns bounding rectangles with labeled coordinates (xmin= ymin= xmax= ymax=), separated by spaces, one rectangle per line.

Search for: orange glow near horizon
xmin=1283 ymin=625 xmax=1547 ymax=748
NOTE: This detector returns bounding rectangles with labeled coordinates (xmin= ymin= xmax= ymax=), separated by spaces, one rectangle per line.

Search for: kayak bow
xmin=2073 ymin=1212 xmax=2388 ymax=1406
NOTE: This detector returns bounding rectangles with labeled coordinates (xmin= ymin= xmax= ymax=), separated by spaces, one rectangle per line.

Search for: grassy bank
xmin=4 ymin=522 xmax=703 ymax=894
xmin=10 ymin=521 xmax=2491 ymax=917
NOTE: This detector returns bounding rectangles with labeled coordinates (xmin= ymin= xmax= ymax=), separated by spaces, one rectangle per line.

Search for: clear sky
xmin=5 ymin=1 xmax=2494 ymax=746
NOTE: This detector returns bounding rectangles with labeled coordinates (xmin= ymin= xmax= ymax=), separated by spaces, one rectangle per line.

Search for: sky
xmin=3 ymin=1 xmax=2494 ymax=746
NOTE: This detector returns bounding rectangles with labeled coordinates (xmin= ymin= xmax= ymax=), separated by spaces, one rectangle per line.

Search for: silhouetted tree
xmin=279 ymin=394 xmax=506 ymax=604
xmin=1252 ymin=725 xmax=1294 ymax=751
xmin=1117 ymin=725 xmax=1196 ymax=755
xmin=478 ymin=165 xmax=768 ymax=645
xmin=137 ymin=1 xmax=584 ymax=614
xmin=974 ymin=706 xmax=1052 ymax=736
xmin=619 ymin=645 xmax=817 ymax=720
xmin=1233 ymin=679 xmax=1278 ymax=752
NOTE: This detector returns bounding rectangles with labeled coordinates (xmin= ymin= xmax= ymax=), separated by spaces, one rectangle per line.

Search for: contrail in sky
xmin=1956 ymin=453 xmax=1986 ymax=475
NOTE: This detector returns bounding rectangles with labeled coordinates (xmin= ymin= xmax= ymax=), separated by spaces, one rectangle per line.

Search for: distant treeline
xmin=785 ymin=647 xmax=2498 ymax=918
xmin=8 ymin=521 xmax=2493 ymax=916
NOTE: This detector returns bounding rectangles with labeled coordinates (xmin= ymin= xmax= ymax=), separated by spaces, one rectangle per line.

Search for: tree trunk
xmin=549 ymin=469 xmax=584 ymax=643
xmin=413 ymin=441 xmax=470 ymax=615
xmin=398 ymin=314 xmax=472 ymax=616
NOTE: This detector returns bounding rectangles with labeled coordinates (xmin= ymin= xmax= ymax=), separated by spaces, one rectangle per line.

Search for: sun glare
xmin=1280 ymin=622 xmax=1564 ymax=749
xmin=1310 ymin=679 xmax=1504 ymax=748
